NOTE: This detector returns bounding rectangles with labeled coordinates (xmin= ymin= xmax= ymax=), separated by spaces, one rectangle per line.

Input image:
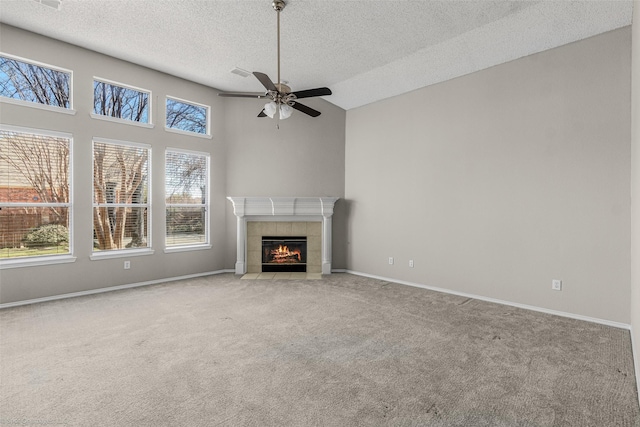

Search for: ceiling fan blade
xmin=258 ymin=110 xmax=267 ymax=117
xmin=291 ymin=87 xmax=332 ymax=99
xmin=291 ymin=101 xmax=321 ymax=117
xmin=218 ymin=92 xmax=268 ymax=99
xmin=253 ymin=72 xmax=278 ymax=92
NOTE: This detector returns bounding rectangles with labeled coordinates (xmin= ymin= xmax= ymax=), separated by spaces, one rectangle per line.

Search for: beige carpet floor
xmin=1 ymin=273 xmax=639 ymax=426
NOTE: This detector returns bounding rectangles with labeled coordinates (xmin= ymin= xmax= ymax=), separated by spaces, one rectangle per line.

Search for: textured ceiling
xmin=0 ymin=0 xmax=633 ymax=110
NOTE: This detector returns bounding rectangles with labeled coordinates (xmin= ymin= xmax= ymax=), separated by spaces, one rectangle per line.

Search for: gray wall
xmin=222 ymin=96 xmax=346 ymax=269
xmin=631 ymin=2 xmax=640 ymax=402
xmin=345 ymin=28 xmax=632 ymax=324
xmin=0 ymin=25 xmax=227 ymax=303
xmin=0 ymin=24 xmax=347 ymax=304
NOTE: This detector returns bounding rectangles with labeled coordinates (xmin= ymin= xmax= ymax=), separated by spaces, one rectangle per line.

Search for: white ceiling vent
xmin=230 ymin=67 xmax=251 ymax=78
xmin=32 ymin=0 xmax=62 ymax=10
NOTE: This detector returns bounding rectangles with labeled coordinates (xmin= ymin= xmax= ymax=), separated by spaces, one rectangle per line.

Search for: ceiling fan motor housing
xmin=276 ymin=83 xmax=291 ymax=93
xmin=272 ymin=0 xmax=285 ymax=12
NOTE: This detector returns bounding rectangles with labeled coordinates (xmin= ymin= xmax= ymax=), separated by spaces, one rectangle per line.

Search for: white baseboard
xmin=345 ymin=270 xmax=631 ymax=330
xmin=0 ymin=269 xmax=235 ymax=309
xmin=631 ymin=324 xmax=640 ymax=408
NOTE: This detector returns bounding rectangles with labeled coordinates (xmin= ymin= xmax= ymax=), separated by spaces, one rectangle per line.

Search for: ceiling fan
xmin=218 ymin=0 xmax=332 ymax=121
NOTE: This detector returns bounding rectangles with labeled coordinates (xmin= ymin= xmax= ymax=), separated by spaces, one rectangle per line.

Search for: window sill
xmin=164 ymin=127 xmax=212 ymax=139
xmin=0 ymin=97 xmax=76 ymax=115
xmin=90 ymin=248 xmax=155 ymax=260
xmin=90 ymin=113 xmax=154 ymax=128
xmin=0 ymin=255 xmax=77 ymax=270
xmin=164 ymin=244 xmax=211 ymax=254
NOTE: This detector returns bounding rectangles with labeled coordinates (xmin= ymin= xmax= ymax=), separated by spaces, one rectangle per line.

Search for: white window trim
xmin=1 ymin=97 xmax=77 ymax=115
xmin=90 ymin=113 xmax=154 ymax=128
xmin=92 ymin=137 xmax=152 ymax=255
xmin=165 ymin=148 xmax=210 ymax=250
xmin=0 ymin=52 xmax=74 ymax=111
xmin=164 ymin=126 xmax=211 ymax=139
xmin=0 ymin=254 xmax=77 ymax=270
xmin=92 ymin=76 xmax=153 ymax=125
xmin=90 ymin=248 xmax=154 ymax=261
xmin=0 ymin=124 xmax=74 ymax=268
xmin=0 ymin=123 xmax=73 ymax=140
xmin=165 ymin=95 xmax=211 ymax=137
xmin=164 ymin=244 xmax=211 ymax=254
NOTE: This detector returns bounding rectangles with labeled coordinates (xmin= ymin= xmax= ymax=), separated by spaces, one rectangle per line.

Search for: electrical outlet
xmin=409 ymin=260 xmax=414 ymax=268
xmin=388 ymin=257 xmax=394 ymax=265
xmin=124 ymin=261 xmax=131 ymax=270
xmin=552 ymin=279 xmax=562 ymax=291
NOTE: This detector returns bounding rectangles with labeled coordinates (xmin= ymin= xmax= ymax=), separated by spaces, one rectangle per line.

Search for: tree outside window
xmin=166 ymin=97 xmax=208 ymax=135
xmin=165 ymin=149 xmax=209 ymax=247
xmin=93 ymin=139 xmax=150 ymax=252
xmin=0 ymin=127 xmax=71 ymax=259
xmin=0 ymin=55 xmax=71 ymax=109
xmin=93 ymin=80 xmax=149 ymax=123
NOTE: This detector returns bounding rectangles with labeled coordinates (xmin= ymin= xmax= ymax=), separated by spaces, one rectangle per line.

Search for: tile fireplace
xmin=227 ymin=197 xmax=339 ymax=275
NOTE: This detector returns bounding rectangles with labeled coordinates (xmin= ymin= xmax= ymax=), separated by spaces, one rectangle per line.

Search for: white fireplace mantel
xmin=227 ymin=197 xmax=339 ymax=275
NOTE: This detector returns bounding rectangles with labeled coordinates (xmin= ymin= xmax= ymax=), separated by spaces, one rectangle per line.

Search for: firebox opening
xmin=262 ymin=236 xmax=307 ymax=272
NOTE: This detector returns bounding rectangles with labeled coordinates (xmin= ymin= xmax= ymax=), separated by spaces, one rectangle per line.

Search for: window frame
xmin=90 ymin=77 xmax=153 ymax=128
xmin=164 ymin=147 xmax=211 ymax=252
xmin=0 ymin=52 xmax=76 ymax=115
xmin=0 ymin=124 xmax=76 ymax=269
xmin=165 ymin=96 xmax=211 ymax=139
xmin=90 ymin=137 xmax=153 ymax=260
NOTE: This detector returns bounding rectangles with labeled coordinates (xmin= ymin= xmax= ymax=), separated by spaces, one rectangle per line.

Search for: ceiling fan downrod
xmin=217 ymin=0 xmax=331 ymax=120
xmin=273 ymin=0 xmax=285 ymax=95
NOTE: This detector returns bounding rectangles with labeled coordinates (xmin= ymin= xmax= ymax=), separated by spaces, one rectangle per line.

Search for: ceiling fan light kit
xmin=218 ymin=0 xmax=332 ymax=124
xmin=264 ymin=101 xmax=293 ymax=119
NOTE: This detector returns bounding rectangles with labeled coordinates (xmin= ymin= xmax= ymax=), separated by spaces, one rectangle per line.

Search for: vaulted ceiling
xmin=0 ymin=0 xmax=633 ymax=110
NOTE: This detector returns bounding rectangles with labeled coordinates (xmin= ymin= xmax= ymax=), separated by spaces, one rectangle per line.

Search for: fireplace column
xmin=322 ymin=214 xmax=332 ymax=274
xmin=235 ymin=215 xmax=246 ymax=275
xmin=321 ymin=197 xmax=336 ymax=275
xmin=228 ymin=197 xmax=248 ymax=275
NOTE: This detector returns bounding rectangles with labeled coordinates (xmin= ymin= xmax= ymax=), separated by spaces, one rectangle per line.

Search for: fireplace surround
xmin=227 ymin=197 xmax=339 ymax=275
xmin=247 ymin=222 xmax=320 ymax=273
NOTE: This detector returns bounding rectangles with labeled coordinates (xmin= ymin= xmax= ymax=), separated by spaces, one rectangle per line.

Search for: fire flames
xmin=269 ymin=244 xmax=301 ymax=263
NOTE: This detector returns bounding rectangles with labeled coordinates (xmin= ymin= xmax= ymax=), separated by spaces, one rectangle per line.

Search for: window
xmin=0 ymin=126 xmax=72 ymax=260
xmin=165 ymin=149 xmax=209 ymax=248
xmin=93 ymin=79 xmax=150 ymax=124
xmin=166 ymin=97 xmax=209 ymax=136
xmin=0 ymin=54 xmax=71 ymax=110
xmin=93 ymin=138 xmax=150 ymax=254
